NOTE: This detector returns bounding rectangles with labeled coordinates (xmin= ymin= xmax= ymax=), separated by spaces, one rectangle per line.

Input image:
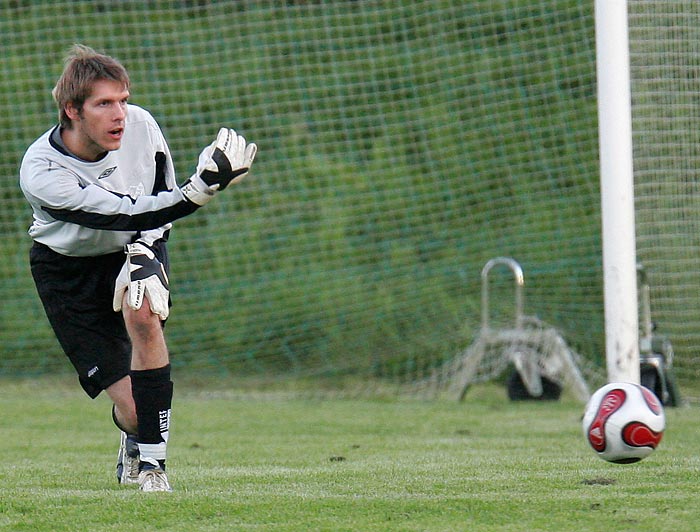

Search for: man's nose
xmin=114 ymin=103 xmax=127 ymax=120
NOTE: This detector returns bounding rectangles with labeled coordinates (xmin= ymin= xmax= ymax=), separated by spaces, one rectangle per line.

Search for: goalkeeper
xmin=19 ymin=44 xmax=256 ymax=492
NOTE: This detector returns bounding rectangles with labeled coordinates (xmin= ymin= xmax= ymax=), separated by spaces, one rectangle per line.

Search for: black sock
xmin=131 ymin=364 xmax=173 ymax=447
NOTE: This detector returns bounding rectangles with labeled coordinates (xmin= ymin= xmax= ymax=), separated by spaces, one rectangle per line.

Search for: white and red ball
xmin=582 ymin=382 xmax=665 ymax=464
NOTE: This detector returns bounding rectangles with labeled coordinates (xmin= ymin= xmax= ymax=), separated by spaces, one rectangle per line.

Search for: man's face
xmin=65 ymin=79 xmax=130 ymax=161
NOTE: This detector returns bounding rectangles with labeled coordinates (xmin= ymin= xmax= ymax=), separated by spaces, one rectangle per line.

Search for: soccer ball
xmin=582 ymin=382 xmax=665 ymax=464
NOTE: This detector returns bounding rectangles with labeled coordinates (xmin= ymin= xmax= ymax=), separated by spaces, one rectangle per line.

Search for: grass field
xmin=1 ymin=378 xmax=698 ymax=532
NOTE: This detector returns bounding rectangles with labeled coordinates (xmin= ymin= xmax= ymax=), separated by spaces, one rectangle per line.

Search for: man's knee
xmin=123 ymin=299 xmax=163 ymax=339
xmin=122 ymin=297 xmax=170 ymax=370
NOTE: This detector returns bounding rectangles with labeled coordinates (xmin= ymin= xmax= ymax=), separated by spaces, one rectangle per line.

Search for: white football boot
xmin=138 ymin=466 xmax=173 ymax=492
xmin=116 ymin=431 xmax=140 ymax=485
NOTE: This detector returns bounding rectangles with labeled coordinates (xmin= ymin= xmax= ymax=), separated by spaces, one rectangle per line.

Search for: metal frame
xmin=637 ymin=263 xmax=681 ymax=406
xmin=451 ymin=257 xmax=590 ymax=402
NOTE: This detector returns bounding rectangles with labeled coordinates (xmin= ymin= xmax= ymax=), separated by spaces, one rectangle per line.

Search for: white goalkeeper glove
xmin=180 ymin=128 xmax=257 ymax=206
xmin=113 ymin=242 xmax=170 ymax=320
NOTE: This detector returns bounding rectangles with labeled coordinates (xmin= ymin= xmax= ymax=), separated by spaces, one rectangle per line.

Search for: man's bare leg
xmin=122 ymin=296 xmax=173 ymax=491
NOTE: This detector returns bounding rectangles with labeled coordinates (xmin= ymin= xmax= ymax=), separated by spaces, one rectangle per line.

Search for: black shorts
xmin=29 ymin=241 xmax=170 ymax=398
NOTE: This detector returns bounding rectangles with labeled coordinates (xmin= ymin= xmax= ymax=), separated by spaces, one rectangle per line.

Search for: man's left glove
xmin=180 ymin=128 xmax=257 ymax=206
xmin=113 ymin=242 xmax=170 ymax=320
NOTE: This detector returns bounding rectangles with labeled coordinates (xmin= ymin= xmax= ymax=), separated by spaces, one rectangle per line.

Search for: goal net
xmin=0 ymin=1 xmax=694 ymax=397
xmin=628 ymin=1 xmax=700 ymax=392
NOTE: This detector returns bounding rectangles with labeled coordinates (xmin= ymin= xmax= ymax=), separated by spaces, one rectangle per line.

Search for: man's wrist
xmin=180 ymin=174 xmax=215 ymax=206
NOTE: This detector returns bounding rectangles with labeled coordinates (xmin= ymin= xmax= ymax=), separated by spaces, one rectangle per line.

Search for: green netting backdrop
xmin=0 ymin=1 xmax=696 ymax=394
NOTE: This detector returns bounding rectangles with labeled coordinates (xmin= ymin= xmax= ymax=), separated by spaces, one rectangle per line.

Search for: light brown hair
xmin=52 ymin=44 xmax=130 ymax=129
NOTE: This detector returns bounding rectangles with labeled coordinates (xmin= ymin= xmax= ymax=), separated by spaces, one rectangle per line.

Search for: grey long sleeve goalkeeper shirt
xmin=19 ymin=104 xmax=199 ymax=257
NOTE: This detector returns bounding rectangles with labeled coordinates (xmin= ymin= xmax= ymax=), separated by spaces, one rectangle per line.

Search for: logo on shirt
xmin=128 ymin=183 xmax=146 ymax=199
xmin=98 ymin=166 xmax=117 ymax=179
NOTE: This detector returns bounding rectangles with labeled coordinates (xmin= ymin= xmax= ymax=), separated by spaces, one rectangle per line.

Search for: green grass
xmin=1 ymin=379 xmax=698 ymax=531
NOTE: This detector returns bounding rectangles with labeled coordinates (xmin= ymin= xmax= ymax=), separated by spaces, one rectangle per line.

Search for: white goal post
xmin=595 ymin=0 xmax=640 ymax=384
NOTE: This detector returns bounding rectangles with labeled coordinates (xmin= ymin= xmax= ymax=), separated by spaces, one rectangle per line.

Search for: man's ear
xmin=65 ymin=102 xmax=81 ymax=121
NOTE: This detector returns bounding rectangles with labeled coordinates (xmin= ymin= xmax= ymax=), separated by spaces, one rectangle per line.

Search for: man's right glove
xmin=180 ymin=128 xmax=257 ymax=206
